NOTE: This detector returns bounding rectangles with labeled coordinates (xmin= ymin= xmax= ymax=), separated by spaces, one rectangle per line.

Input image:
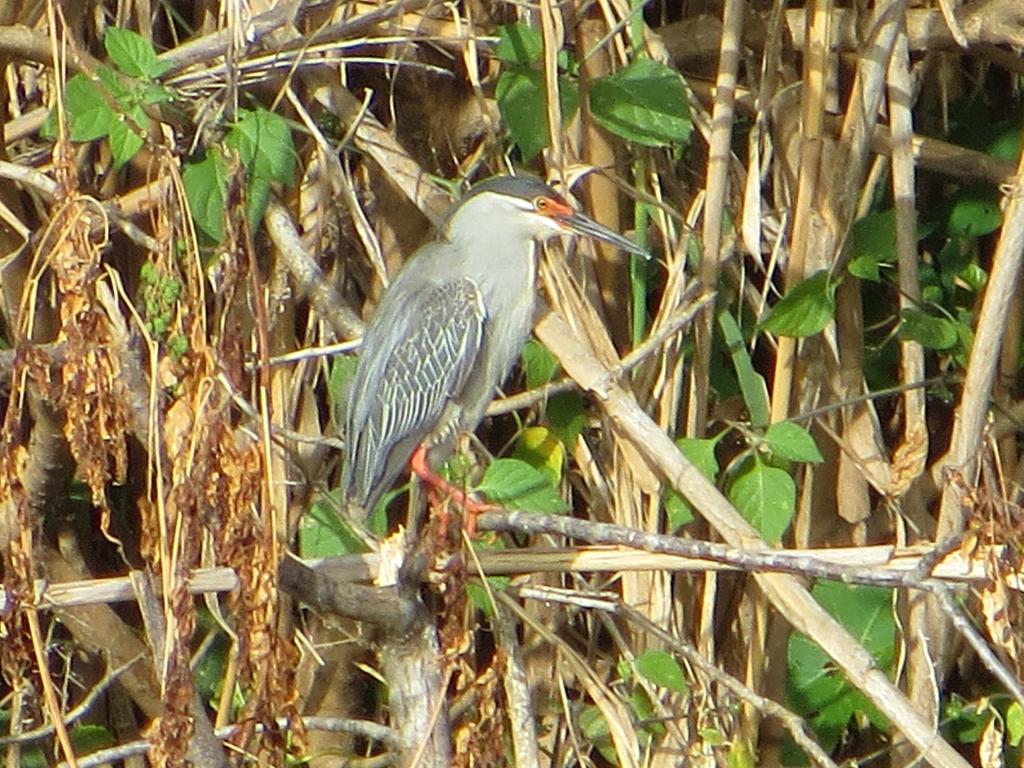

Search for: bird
xmin=341 ymin=174 xmax=647 ymax=517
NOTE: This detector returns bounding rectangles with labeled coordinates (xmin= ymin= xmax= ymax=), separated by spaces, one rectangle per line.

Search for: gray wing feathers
xmin=344 ymin=278 xmax=486 ymax=509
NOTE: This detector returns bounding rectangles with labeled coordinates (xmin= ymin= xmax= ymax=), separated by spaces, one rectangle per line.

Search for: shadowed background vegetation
xmin=1 ymin=0 xmax=1024 ymax=766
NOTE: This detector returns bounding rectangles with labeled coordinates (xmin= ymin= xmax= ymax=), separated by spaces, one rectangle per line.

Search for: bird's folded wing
xmin=344 ymin=278 xmax=486 ymax=507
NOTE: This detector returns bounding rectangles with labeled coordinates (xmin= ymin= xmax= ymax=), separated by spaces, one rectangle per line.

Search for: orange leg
xmin=409 ymin=445 xmax=496 ymax=535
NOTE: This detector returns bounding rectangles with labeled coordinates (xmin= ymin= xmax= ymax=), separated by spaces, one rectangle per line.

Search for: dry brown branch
xmin=278 ymin=553 xmax=417 ymax=629
xmin=56 ymin=716 xmax=396 ymax=768
xmin=7 ymin=540 xmax=1012 ymax=611
xmin=691 ymin=0 xmax=743 ymax=437
xmin=490 ymin=595 xmax=541 ymax=768
xmin=128 ymin=572 xmax=228 ymax=767
xmin=0 ymin=24 xmax=103 ymax=72
xmin=660 ymin=3 xmax=1024 ymax=64
xmin=265 ymin=198 xmax=365 ymax=340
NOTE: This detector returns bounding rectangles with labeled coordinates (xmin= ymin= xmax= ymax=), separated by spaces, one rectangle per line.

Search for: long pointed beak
xmin=561 ymin=212 xmax=650 ymax=258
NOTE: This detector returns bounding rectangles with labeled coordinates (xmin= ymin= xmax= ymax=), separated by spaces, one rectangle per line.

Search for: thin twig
xmin=57 ymin=716 xmax=396 ymax=768
xmin=475 ymin=511 xmax=990 ymax=592
xmin=931 ymin=587 xmax=1024 ymax=709
xmin=488 ymin=288 xmax=709 ymax=417
xmin=0 ymin=654 xmax=145 ymax=746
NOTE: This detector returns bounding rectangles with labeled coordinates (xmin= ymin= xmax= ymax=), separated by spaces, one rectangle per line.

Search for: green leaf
xmin=107 ymin=103 xmax=148 ymax=168
xmin=496 ymin=69 xmax=546 ymax=158
xmin=60 ymin=65 xmax=148 ymax=166
xmin=847 ymin=253 xmax=882 ymax=282
xmin=728 ymin=460 xmax=794 ymax=544
xmin=64 ymin=74 xmax=117 ymax=141
xmin=465 ymin=539 xmax=511 ymax=617
xmin=626 ymin=688 xmax=663 ymax=739
xmin=183 ymin=153 xmax=229 ymax=241
xmin=105 ymin=27 xmax=171 ymax=79
xmin=1006 ymin=702 xmax=1024 ymax=747
xmin=786 ymin=583 xmax=895 ymax=750
xmin=578 ymin=705 xmax=609 ymax=741
xmin=813 ymin=582 xmax=896 ymax=665
xmin=579 ymin=705 xmax=616 ymax=763
xmin=589 ymin=57 xmax=692 ymax=147
xmin=763 ymin=422 xmax=823 ymax=464
xmin=3 ymin=746 xmax=43 ymax=768
xmin=191 ymin=614 xmax=230 ymax=704
xmin=522 ymin=339 xmax=558 ymax=388
xmin=496 ymin=67 xmax=579 ymax=159
xmin=547 ymin=391 xmax=587 ymax=449
xmin=950 ymin=106 xmax=1022 ymax=161
xmin=495 ymin=23 xmax=543 ymax=65
xmin=760 ymin=270 xmax=838 ymax=338
xmin=70 ymin=724 xmax=114 ymax=753
xmin=947 ymin=184 xmax=1002 ymax=237
xmin=945 ymin=697 xmax=991 ymax=744
xmin=959 ymin=262 xmax=987 ymax=293
xmin=140 ymin=82 xmax=174 ymax=105
xmin=849 ymin=209 xmax=935 ymax=281
xmin=635 ymin=650 xmax=688 ymax=694
xmin=850 ymin=210 xmax=897 ymax=281
xmin=700 ymin=728 xmax=726 ymax=746
xmin=39 ymin=108 xmax=58 ymax=139
xmin=677 ymin=437 xmax=720 ymax=480
xmin=496 ymin=31 xmax=575 ymax=71
xmin=615 ymin=656 xmax=632 ymax=681
xmin=898 ymin=309 xmax=959 ymax=350
xmin=921 ymin=247 xmax=951 ymax=301
xmin=328 ymin=355 xmax=359 ymax=428
xmin=717 ymin=310 xmax=770 ymax=428
xmin=108 ymin=119 xmax=143 ymax=168
xmin=225 ymin=108 xmax=296 ymax=231
xmin=226 ymin=108 xmax=295 ymax=185
xmin=513 ymin=426 xmax=565 ymax=484
xmin=663 ymin=494 xmax=694 ymax=535
xmin=726 ymin=740 xmax=756 ymax=768
xmin=985 ymin=122 xmax=1022 ymax=162
xmin=300 ymin=491 xmax=370 ymax=556
xmin=953 ymin=309 xmax=975 ymax=362
xmin=95 ymin=65 xmax=135 ymax=103
xmin=476 ymin=458 xmax=569 ymax=514
xmin=466 ymin=575 xmax=510 ymax=616
xmin=664 ymin=437 xmax=719 ymax=532
xmin=466 ymin=536 xmax=509 ymax=618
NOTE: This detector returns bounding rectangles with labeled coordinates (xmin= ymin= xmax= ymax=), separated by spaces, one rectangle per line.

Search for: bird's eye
xmin=534 ymin=197 xmax=551 ymax=212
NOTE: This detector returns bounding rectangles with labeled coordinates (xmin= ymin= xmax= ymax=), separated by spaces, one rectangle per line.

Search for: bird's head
xmin=444 ymin=175 xmax=648 ymax=257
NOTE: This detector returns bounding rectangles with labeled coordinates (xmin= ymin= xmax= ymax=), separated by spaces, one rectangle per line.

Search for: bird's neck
xmin=448 ymin=229 xmax=540 ymax=273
